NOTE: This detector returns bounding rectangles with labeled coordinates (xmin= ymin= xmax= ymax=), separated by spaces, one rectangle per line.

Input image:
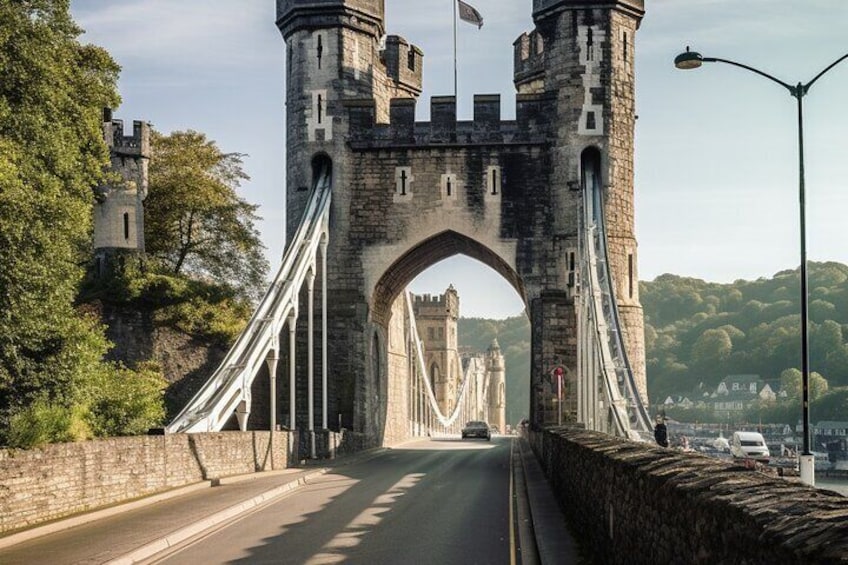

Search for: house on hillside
xmin=711 ymin=375 xmax=776 ymax=417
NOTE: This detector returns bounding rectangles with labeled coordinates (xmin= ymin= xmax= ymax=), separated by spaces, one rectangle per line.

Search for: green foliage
xmin=88 ymin=362 xmax=166 ymax=437
xmin=145 ymin=130 xmax=269 ymax=302
xmin=813 ymin=387 xmax=848 ymax=422
xmin=5 ymin=399 xmax=92 ymax=448
xmin=458 ymin=316 xmax=530 ymax=426
xmin=0 ymin=0 xmax=123 ymax=438
xmin=643 ymin=263 xmax=848 ymax=405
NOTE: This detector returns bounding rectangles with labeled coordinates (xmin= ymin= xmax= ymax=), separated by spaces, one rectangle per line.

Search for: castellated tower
xmin=277 ymin=0 xmax=423 ymax=241
xmin=412 ymin=286 xmax=461 ymax=417
xmin=93 ymin=108 xmax=150 ymax=276
xmin=486 ymin=339 xmax=506 ymax=433
xmin=519 ymin=0 xmax=648 ymax=411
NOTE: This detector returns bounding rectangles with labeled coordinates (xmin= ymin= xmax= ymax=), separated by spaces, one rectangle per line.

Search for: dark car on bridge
xmin=462 ymin=421 xmax=491 ymax=441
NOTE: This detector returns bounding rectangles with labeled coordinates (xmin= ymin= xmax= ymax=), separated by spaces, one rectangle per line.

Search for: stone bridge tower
xmin=276 ymin=0 xmax=646 ymax=440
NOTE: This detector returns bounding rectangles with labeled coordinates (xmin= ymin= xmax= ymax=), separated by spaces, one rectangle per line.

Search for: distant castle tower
xmin=486 ymin=339 xmax=506 ymax=433
xmin=93 ymin=107 xmax=150 ymax=275
xmin=412 ymin=285 xmax=461 ymax=416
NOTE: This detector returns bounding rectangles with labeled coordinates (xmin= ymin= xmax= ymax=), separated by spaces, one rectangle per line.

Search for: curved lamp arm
xmin=675 ymin=47 xmax=848 ymax=99
xmin=804 ymin=52 xmax=848 ymax=94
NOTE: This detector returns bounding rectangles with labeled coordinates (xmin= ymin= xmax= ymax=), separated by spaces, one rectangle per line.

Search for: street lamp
xmin=674 ymin=46 xmax=848 ymax=487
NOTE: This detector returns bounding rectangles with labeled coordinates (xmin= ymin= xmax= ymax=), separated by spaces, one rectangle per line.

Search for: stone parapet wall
xmin=0 ymin=431 xmax=293 ymax=535
xmin=529 ymin=426 xmax=848 ymax=564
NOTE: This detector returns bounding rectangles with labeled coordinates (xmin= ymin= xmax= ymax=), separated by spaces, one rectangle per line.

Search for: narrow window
xmin=407 ymin=49 xmax=415 ymax=71
xmin=623 ymin=31 xmax=629 ymax=62
xmin=587 ymin=28 xmax=594 ymax=61
xmin=372 ymin=332 xmax=381 ymax=392
xmin=569 ymin=252 xmax=576 ymax=272
xmin=627 ymin=253 xmax=634 ymax=298
xmin=317 ymin=94 xmax=323 ymax=124
xmin=400 ymin=169 xmax=408 ymax=195
xmin=586 ymin=111 xmax=596 ymax=131
xmin=317 ymin=35 xmax=323 ymax=69
xmin=428 ymin=327 xmax=434 ymax=340
xmin=491 ymin=168 xmax=499 ymax=195
xmin=446 ymin=177 xmax=452 ymax=196
xmin=123 ymin=212 xmax=130 ymax=240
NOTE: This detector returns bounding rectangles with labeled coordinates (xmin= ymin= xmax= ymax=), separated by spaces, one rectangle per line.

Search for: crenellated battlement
xmin=103 ymin=108 xmax=150 ymax=158
xmin=513 ymin=31 xmax=545 ymax=92
xmin=345 ymin=93 xmax=555 ymax=148
xmin=382 ymin=35 xmax=423 ymax=97
xmin=412 ymin=285 xmax=459 ymax=318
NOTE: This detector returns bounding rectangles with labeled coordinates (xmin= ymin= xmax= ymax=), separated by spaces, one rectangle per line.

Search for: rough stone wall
xmin=529 ymin=427 xmax=848 ymax=564
xmin=97 ymin=304 xmax=228 ymax=418
xmin=0 ymin=431 xmax=293 ymax=535
xmin=384 ymin=293 xmax=411 ymax=445
xmin=606 ymin=9 xmax=646 ymax=398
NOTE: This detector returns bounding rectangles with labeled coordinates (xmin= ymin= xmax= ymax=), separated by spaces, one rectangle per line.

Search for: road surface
xmin=152 ymin=437 xmax=515 ymax=565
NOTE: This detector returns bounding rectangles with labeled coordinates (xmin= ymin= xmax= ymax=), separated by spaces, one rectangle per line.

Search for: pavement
xmin=515 ymin=436 xmax=583 ymax=564
xmin=0 ymin=439 xmax=581 ymax=564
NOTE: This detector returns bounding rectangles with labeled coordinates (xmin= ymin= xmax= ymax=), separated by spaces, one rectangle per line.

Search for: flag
xmin=457 ymin=0 xmax=483 ymax=29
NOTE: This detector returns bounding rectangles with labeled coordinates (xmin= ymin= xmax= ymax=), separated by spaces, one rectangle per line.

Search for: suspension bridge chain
xmin=578 ymin=167 xmax=652 ymax=441
xmin=167 ymin=164 xmax=332 ymax=433
xmin=404 ymin=292 xmax=485 ymax=433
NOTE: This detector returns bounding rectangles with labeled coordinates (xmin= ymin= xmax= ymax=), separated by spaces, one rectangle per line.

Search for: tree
xmin=690 ymin=328 xmax=732 ymax=378
xmin=779 ymin=368 xmax=829 ymax=402
xmin=0 ymin=0 xmax=121 ymax=429
xmin=145 ymin=131 xmax=268 ymax=301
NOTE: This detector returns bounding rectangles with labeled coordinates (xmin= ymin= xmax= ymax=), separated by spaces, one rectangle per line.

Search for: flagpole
xmin=453 ymin=0 xmax=457 ymax=99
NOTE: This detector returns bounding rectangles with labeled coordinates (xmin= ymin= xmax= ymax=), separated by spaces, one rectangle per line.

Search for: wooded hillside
xmin=641 ymin=261 xmax=848 ymax=402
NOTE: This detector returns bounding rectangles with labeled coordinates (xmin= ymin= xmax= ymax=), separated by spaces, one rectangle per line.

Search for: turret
xmin=383 ymin=35 xmax=423 ymax=98
xmin=93 ymin=108 xmax=150 ymax=277
xmin=486 ymin=338 xmax=506 ymax=433
xmin=276 ymin=0 xmax=385 ymax=40
xmin=521 ymin=0 xmax=647 ymax=400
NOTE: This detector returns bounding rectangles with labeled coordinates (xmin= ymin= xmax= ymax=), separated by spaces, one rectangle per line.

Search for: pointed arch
xmin=371 ymin=230 xmax=527 ymax=326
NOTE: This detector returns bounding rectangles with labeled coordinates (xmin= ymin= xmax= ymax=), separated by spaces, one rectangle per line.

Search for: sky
xmin=70 ymin=0 xmax=848 ymax=319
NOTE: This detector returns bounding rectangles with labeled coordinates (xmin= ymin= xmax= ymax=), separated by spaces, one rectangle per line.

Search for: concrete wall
xmin=529 ymin=426 xmax=848 ymax=564
xmin=0 ymin=431 xmax=294 ymax=535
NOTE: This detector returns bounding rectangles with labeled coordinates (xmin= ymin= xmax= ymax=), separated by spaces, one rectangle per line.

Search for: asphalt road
xmin=152 ymin=437 xmax=514 ymax=565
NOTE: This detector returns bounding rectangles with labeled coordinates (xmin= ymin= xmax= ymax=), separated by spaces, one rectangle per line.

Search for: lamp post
xmin=674 ymin=47 xmax=848 ymax=486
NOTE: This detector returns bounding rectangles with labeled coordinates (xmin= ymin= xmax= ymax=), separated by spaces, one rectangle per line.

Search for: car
xmin=461 ymin=421 xmax=491 ymax=441
xmin=730 ymin=431 xmax=770 ymax=463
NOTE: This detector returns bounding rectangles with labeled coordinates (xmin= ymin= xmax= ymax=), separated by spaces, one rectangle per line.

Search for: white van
xmin=730 ymin=431 xmax=770 ymax=463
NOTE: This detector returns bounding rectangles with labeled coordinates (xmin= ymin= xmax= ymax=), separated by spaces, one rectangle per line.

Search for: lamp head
xmin=674 ymin=46 xmax=703 ymax=70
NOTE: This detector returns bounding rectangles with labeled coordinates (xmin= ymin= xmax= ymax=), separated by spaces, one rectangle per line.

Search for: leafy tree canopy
xmin=0 ymin=1 xmax=166 ymax=446
xmin=145 ymin=130 xmax=268 ymax=302
xmin=0 ymin=0 xmax=118 ymax=412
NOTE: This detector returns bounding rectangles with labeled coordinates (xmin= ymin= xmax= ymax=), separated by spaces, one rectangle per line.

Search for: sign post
xmin=553 ymin=366 xmax=564 ymax=426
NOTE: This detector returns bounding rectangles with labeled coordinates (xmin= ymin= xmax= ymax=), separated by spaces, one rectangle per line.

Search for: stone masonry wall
xmin=0 ymin=431 xmax=293 ymax=535
xmin=529 ymin=426 xmax=848 ymax=564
